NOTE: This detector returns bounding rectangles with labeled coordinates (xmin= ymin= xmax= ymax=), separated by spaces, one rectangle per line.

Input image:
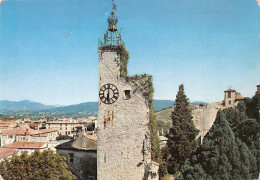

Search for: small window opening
xmin=228 ymin=92 xmax=231 ymax=98
xmin=124 ymin=90 xmax=131 ymax=100
xmin=69 ymin=153 xmax=74 ymax=163
xmin=229 ymin=100 xmax=231 ymax=105
xmin=104 ymin=154 xmax=106 ymax=163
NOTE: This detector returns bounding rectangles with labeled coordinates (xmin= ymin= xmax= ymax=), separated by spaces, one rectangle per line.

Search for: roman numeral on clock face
xmin=99 ymin=83 xmax=119 ymax=104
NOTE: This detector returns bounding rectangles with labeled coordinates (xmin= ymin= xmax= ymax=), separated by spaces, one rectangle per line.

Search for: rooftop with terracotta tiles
xmin=5 ymin=142 xmax=46 ymax=149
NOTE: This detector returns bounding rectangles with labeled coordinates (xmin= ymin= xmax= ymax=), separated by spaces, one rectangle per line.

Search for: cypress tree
xmin=223 ymin=107 xmax=260 ymax=178
xmin=166 ymin=84 xmax=199 ymax=174
xmin=180 ymin=110 xmax=257 ymax=180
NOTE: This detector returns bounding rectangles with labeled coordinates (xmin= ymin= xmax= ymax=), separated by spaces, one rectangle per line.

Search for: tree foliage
xmin=180 ymin=110 xmax=257 ymax=180
xmin=165 ymin=84 xmax=199 ymax=174
xmin=0 ymin=149 xmax=75 ymax=180
xmin=56 ymin=134 xmax=74 ymax=141
xmin=244 ymin=94 xmax=259 ymax=121
xmin=223 ymin=108 xmax=259 ymax=147
xmin=223 ymin=107 xmax=260 ymax=178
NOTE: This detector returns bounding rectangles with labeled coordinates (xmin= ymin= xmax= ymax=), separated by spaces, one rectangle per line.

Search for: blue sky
xmin=0 ymin=0 xmax=259 ymax=105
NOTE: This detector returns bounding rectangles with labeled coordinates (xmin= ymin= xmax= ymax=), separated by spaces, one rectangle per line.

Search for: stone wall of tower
xmin=97 ymin=50 xmax=158 ymax=180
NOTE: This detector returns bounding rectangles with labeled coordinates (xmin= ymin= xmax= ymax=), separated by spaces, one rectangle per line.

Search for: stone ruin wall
xmin=192 ymin=102 xmax=225 ymax=140
xmin=97 ymin=50 xmax=159 ymax=180
xmin=156 ymin=102 xmax=225 ymax=141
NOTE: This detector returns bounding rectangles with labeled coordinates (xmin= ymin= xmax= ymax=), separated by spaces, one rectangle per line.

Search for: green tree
xmin=157 ymin=120 xmax=171 ymax=136
xmin=0 ymin=149 xmax=75 ymax=180
xmin=166 ymin=84 xmax=199 ymax=174
xmin=223 ymin=107 xmax=260 ymax=178
xmin=180 ymin=110 xmax=257 ymax=180
xmin=245 ymin=94 xmax=259 ymax=121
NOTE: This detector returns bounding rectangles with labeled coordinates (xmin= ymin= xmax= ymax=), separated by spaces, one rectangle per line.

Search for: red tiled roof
xmin=5 ymin=120 xmax=14 ymax=123
xmin=0 ymin=148 xmax=17 ymax=158
xmin=5 ymin=142 xmax=45 ymax=149
xmin=29 ymin=123 xmax=40 ymax=127
xmin=46 ymin=121 xmax=76 ymax=124
xmin=0 ymin=123 xmax=10 ymax=126
xmin=38 ymin=128 xmax=57 ymax=133
xmin=0 ymin=127 xmax=42 ymax=135
xmin=224 ymin=88 xmax=236 ymax=92
xmin=0 ymin=126 xmax=9 ymax=128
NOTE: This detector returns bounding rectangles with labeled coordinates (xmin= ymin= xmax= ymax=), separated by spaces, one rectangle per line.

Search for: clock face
xmin=99 ymin=83 xmax=119 ymax=104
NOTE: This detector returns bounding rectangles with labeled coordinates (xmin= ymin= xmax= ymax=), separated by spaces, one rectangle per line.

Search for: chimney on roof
xmin=76 ymin=127 xmax=84 ymax=138
xmin=25 ymin=127 xmax=29 ymax=135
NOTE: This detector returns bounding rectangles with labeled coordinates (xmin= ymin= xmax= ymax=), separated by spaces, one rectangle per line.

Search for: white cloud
xmin=257 ymin=0 xmax=260 ymax=7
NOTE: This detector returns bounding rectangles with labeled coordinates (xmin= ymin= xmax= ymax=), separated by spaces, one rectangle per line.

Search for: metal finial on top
xmin=98 ymin=0 xmax=124 ymax=48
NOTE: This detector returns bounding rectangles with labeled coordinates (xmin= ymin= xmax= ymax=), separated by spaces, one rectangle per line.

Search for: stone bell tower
xmin=97 ymin=1 xmax=159 ymax=180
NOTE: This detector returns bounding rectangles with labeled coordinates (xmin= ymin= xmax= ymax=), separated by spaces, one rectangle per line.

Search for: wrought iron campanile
xmin=99 ymin=0 xmax=124 ymax=47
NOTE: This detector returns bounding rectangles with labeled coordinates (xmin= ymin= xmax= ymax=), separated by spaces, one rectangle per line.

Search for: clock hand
xmin=106 ymin=90 xmax=110 ymax=100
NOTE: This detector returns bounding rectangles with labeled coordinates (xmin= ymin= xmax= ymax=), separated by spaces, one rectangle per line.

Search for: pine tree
xmin=166 ymin=84 xmax=199 ymax=174
xmin=180 ymin=110 xmax=257 ymax=180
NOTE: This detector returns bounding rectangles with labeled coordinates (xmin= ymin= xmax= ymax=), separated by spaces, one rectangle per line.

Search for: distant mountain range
xmin=0 ymin=100 xmax=207 ymax=117
xmin=0 ymin=100 xmax=54 ymax=111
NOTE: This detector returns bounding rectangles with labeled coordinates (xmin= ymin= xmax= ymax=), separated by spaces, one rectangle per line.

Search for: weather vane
xmin=112 ymin=0 xmax=117 ymax=13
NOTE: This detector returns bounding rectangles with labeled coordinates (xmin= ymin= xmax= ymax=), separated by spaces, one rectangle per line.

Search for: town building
xmin=0 ymin=123 xmax=11 ymax=131
xmin=46 ymin=121 xmax=77 ymax=136
xmin=4 ymin=142 xmax=47 ymax=154
xmin=56 ymin=130 xmax=97 ymax=180
xmin=97 ymin=3 xmax=159 ymax=179
xmin=0 ymin=148 xmax=17 ymax=162
xmin=28 ymin=123 xmax=42 ymax=130
xmin=0 ymin=127 xmax=58 ymax=147
xmin=224 ymin=88 xmax=245 ymax=108
xmin=38 ymin=128 xmax=58 ymax=141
